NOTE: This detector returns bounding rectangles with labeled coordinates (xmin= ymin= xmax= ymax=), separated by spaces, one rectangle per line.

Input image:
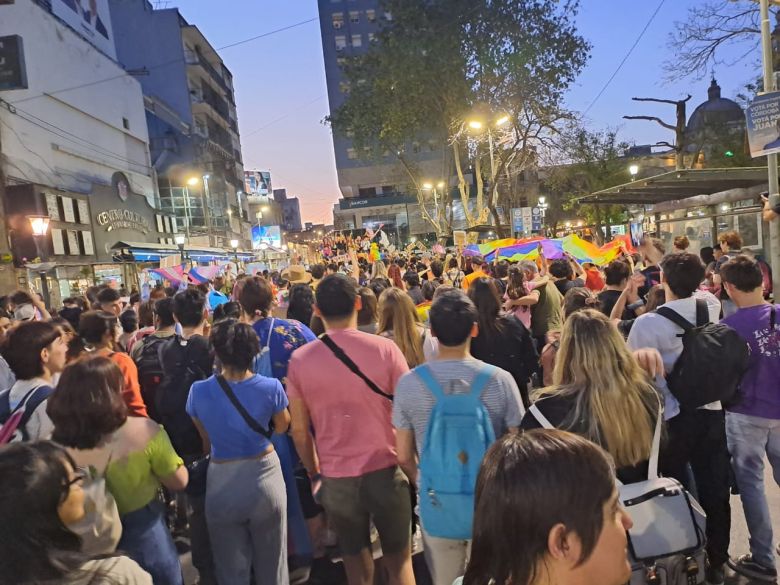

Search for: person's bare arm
xmin=566 ymin=253 xmax=584 ymax=277
xmin=159 ymin=465 xmax=189 ymax=492
xmin=538 ymin=245 xmax=548 ymax=276
xmin=507 ymin=289 xmax=540 ymax=307
xmin=396 ymin=429 xmax=418 ymax=484
xmin=191 ymin=417 xmax=211 ymax=456
xmin=272 ymin=408 xmax=291 ymax=435
xmin=32 ymin=294 xmax=51 ymax=320
xmin=289 ymin=398 xmax=320 ymax=477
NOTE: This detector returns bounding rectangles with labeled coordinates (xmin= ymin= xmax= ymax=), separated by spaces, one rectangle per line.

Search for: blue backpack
xmin=416 ymin=364 xmax=497 ymax=540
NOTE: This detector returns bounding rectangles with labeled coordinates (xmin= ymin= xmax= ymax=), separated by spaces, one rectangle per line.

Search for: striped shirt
xmin=392 ymin=358 xmax=525 ymax=454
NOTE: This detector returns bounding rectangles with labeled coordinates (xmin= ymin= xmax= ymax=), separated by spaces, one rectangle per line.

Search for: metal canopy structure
xmin=578 ymin=168 xmax=769 ymax=206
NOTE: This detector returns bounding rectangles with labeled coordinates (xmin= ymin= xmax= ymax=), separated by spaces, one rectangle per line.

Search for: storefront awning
xmin=110 ymin=241 xmax=255 ymax=262
xmin=578 ymin=168 xmax=769 ymax=205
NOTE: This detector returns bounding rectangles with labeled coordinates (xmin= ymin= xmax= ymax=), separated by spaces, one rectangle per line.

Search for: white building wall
xmin=0 ymin=0 xmax=155 ymax=202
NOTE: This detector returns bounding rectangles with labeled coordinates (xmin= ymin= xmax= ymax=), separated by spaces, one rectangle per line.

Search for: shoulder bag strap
xmin=528 ymin=403 xmax=555 ymax=429
xmin=215 ymin=375 xmax=272 ymax=439
xmin=265 ymin=318 xmax=275 ymax=347
xmin=695 ymin=298 xmax=709 ymax=327
xmin=771 ymin=305 xmax=777 ymax=330
xmin=647 ymin=395 xmax=664 ymax=481
xmin=655 ymin=306 xmax=694 ymax=333
xmin=320 ymin=334 xmax=394 ymax=401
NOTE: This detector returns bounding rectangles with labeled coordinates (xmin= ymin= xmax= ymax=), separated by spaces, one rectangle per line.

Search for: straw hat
xmin=282 ymin=265 xmax=313 ymax=284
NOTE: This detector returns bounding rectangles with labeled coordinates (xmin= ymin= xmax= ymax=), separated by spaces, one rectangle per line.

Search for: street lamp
xmin=175 ymin=234 xmax=188 ymax=267
xmin=538 ymin=196 xmax=549 ymax=235
xmin=422 ymin=182 xmax=433 ymax=190
xmin=629 ymin=164 xmax=640 ymax=181
xmin=28 ymin=215 xmax=51 ymax=310
xmin=468 ymin=120 xmax=483 ymax=130
xmin=230 ymin=238 xmax=239 ymax=264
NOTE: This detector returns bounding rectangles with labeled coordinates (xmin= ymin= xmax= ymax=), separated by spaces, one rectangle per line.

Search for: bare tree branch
xmin=623 ymin=115 xmax=677 ymax=132
xmin=632 ymin=95 xmax=692 ymax=105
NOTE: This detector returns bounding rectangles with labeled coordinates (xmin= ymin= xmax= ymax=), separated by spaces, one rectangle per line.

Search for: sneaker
xmin=705 ymin=563 xmax=725 ymax=585
xmin=728 ymin=554 xmax=778 ymax=582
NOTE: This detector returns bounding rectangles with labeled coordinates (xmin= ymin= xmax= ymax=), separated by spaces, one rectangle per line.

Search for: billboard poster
xmin=746 ymin=92 xmax=780 ymax=158
xmin=51 ymin=0 xmax=116 ymax=60
xmin=251 ymin=225 xmax=282 ymax=250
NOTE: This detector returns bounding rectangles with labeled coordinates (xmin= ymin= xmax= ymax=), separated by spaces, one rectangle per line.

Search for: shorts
xmin=320 ymin=465 xmax=411 ymax=557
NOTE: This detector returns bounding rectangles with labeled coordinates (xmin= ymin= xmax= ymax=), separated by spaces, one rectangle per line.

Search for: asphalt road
xmin=180 ymin=463 xmax=780 ymax=585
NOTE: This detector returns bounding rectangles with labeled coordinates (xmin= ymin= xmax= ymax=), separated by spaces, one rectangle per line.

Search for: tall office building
xmin=109 ymin=0 xmax=248 ymax=248
xmin=317 ymin=0 xmax=446 ymax=240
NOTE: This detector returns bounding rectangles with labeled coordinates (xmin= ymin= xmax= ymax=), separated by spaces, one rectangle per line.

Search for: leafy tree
xmin=328 ymin=0 xmax=590 ymax=235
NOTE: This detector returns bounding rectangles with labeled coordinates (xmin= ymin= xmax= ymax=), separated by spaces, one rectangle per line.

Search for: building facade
xmin=0 ymin=0 xmax=164 ymax=296
xmin=273 ymin=189 xmax=303 ymax=232
xmin=108 ymin=0 xmax=248 ymax=249
xmin=318 ymin=0 xmax=451 ymax=232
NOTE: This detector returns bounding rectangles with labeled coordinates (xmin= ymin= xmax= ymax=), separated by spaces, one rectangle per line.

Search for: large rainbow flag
xmin=464 ymin=234 xmax=633 ymax=266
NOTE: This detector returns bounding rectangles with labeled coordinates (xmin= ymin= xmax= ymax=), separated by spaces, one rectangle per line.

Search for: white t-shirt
xmin=8 ymin=377 xmax=54 ymax=441
xmin=627 ymin=291 xmax=722 ymax=420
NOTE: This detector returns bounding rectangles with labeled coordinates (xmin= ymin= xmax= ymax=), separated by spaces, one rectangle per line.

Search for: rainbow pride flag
xmin=464 ymin=234 xmax=633 ymax=266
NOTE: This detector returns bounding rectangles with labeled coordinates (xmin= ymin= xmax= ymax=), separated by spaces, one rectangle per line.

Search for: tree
xmin=664 ymin=0 xmax=774 ymax=81
xmin=327 ymin=0 xmax=590 ymax=236
xmin=543 ymin=127 xmax=632 ymax=244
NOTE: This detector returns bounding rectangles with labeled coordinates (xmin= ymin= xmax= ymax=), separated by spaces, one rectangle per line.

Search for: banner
xmin=746 ymin=92 xmax=780 ymax=157
xmin=52 ymin=0 xmax=116 ymax=59
xmin=463 ymin=234 xmax=633 ymax=266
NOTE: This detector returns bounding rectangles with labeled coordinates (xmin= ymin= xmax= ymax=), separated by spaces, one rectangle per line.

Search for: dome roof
xmin=686 ymin=79 xmax=745 ymax=132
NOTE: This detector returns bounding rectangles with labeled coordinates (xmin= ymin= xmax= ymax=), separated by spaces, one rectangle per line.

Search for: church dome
xmin=686 ymin=79 xmax=745 ymax=132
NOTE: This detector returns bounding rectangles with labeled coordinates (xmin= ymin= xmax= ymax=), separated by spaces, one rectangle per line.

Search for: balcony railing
xmin=184 ymin=49 xmax=232 ymax=96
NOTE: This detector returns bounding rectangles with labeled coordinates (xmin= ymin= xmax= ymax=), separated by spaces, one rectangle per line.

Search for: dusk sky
xmin=173 ymin=0 xmax=758 ymax=224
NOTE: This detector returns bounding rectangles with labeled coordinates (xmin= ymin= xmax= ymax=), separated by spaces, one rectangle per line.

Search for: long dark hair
xmin=0 ymin=442 xmax=94 ymax=582
xmin=287 ymin=284 xmax=315 ymax=326
xmin=467 ymin=277 xmax=506 ymax=337
xmin=463 ymin=430 xmax=616 ymax=585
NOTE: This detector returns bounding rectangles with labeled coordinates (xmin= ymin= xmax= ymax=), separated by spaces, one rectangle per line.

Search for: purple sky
xmin=173 ymin=0 xmax=758 ymax=224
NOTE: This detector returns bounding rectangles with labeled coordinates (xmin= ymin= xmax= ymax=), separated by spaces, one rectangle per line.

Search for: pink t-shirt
xmin=287 ymin=328 xmax=409 ymax=478
xmin=504 ymin=281 xmax=537 ymax=330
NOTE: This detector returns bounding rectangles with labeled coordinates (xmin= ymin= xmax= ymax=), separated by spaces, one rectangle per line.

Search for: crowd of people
xmin=0 ymin=227 xmax=778 ymax=585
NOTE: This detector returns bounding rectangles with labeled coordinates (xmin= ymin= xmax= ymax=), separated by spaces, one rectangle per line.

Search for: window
xmin=384 ymin=11 xmax=393 ymax=21
xmin=346 ymin=148 xmax=358 ymax=160
xmin=351 ymin=34 xmax=362 ymax=48
xmin=335 ymin=35 xmax=347 ymax=51
xmin=332 ymin=12 xmax=344 ymax=28
xmin=349 ymin=11 xmax=360 ymax=23
xmin=366 ymin=9 xmax=376 ymax=23
xmin=122 ymin=117 xmax=130 ymax=130
xmin=368 ymin=32 xmax=376 ymax=43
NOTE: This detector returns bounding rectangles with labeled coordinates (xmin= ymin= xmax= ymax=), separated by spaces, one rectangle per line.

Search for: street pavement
xmin=180 ymin=463 xmax=780 ymax=585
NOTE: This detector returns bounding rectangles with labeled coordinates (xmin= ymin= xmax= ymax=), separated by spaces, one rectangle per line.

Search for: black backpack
xmin=156 ymin=336 xmax=209 ymax=457
xmin=134 ymin=335 xmax=167 ymax=423
xmin=656 ymin=299 xmax=750 ymax=410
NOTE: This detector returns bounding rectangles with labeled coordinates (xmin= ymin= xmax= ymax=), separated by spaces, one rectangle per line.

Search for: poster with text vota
xmin=747 ymin=92 xmax=780 ymax=158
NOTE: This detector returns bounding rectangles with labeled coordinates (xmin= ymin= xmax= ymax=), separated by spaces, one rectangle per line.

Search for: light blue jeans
xmin=726 ymin=412 xmax=780 ymax=569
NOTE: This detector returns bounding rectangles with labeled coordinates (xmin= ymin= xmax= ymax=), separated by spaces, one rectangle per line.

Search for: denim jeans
xmin=726 ymin=412 xmax=780 ymax=569
xmin=118 ymin=500 xmax=183 ymax=585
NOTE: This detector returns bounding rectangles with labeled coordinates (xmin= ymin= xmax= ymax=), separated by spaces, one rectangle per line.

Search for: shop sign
xmin=96 ymin=209 xmax=151 ymax=234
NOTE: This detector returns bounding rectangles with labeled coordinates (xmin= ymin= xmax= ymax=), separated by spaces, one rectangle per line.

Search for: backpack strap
xmin=265 ymin=318 xmax=275 ymax=347
xmin=647 ymin=396 xmax=664 ymax=481
xmin=414 ymin=365 xmax=444 ymax=401
xmin=469 ymin=364 xmax=497 ymax=400
xmin=695 ymin=298 xmax=709 ymax=327
xmin=15 ymin=385 xmax=53 ymax=434
xmin=215 ymin=375 xmax=272 ymax=439
xmin=656 ymin=306 xmax=694 ymax=333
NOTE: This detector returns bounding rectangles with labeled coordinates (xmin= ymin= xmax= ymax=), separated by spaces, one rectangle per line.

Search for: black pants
xmin=660 ymin=409 xmax=731 ymax=568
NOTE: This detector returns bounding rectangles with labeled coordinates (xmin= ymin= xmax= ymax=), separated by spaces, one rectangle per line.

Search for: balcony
xmin=184 ymin=49 xmax=232 ymax=97
xmin=190 ymin=86 xmax=231 ymax=126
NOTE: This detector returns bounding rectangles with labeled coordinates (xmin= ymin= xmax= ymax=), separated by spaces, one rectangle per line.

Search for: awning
xmin=111 ymin=241 xmax=255 ymax=261
xmin=578 ymin=168 xmax=769 ymax=205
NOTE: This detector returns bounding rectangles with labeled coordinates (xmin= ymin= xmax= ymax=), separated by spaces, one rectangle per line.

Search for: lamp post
xmin=28 ymin=215 xmax=52 ymax=310
xmin=629 ymin=164 xmax=640 ymax=182
xmin=184 ymin=177 xmax=199 ymax=239
xmin=175 ymin=234 xmax=188 ymax=268
xmin=538 ymin=196 xmax=549 ymax=235
xmin=258 ymin=241 xmax=269 ymax=269
xmin=230 ymin=238 xmax=239 ymax=265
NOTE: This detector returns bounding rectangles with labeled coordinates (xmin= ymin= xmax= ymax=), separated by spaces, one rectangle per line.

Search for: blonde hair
xmin=377 ymin=288 xmax=424 ymax=367
xmin=371 ymin=260 xmax=387 ymax=280
xmin=536 ymin=309 xmax=658 ymax=468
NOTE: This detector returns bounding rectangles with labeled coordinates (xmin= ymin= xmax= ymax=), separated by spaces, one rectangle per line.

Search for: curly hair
xmin=210 ymin=318 xmax=260 ymax=372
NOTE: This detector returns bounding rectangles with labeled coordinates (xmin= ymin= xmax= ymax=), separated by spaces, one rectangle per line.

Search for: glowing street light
xmin=468 ymin=120 xmax=483 ymax=130
xmin=187 ymin=177 xmax=199 ymax=186
xmin=495 ymin=115 xmax=510 ymax=126
xmin=27 ymin=215 xmax=52 ymax=309
xmin=422 ymin=182 xmax=434 ymax=190
xmin=629 ymin=164 xmax=640 ymax=180
xmin=437 ymin=181 xmax=446 ymax=189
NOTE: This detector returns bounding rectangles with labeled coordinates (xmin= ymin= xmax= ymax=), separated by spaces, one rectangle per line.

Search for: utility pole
xmin=624 ymin=95 xmax=692 ymax=170
xmin=760 ymin=0 xmax=780 ymax=297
